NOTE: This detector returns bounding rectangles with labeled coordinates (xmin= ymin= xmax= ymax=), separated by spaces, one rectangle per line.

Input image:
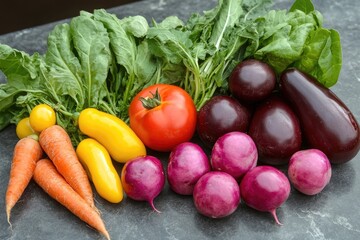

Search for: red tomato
xmin=129 ymin=84 xmax=197 ymax=152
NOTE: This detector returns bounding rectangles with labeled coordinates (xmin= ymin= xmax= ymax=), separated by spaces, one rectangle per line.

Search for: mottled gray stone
xmin=1 ymin=0 xmax=360 ymax=240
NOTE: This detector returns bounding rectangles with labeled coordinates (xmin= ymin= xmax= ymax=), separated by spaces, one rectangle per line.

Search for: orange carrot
xmin=33 ymin=159 xmax=110 ymax=240
xmin=6 ymin=135 xmax=43 ymax=224
xmin=39 ymin=125 xmax=94 ymax=208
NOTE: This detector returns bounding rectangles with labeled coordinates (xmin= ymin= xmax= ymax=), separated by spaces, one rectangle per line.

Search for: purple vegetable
xmin=193 ymin=171 xmax=240 ymax=218
xmin=211 ymin=131 xmax=258 ymax=181
xmin=121 ymin=155 xmax=165 ymax=212
xmin=197 ymin=95 xmax=251 ymax=147
xmin=167 ymin=142 xmax=211 ymax=195
xmin=288 ymin=149 xmax=332 ymax=195
xmin=248 ymin=95 xmax=302 ymax=165
xmin=229 ymin=59 xmax=276 ymax=102
xmin=240 ymin=166 xmax=290 ymax=225
xmin=280 ymin=68 xmax=360 ymax=164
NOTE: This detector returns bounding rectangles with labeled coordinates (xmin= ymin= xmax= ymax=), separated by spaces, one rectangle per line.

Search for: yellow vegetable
xmin=76 ymin=138 xmax=123 ymax=203
xmin=29 ymin=104 xmax=56 ymax=132
xmin=16 ymin=117 xmax=38 ymax=139
xmin=78 ymin=108 xmax=146 ymax=163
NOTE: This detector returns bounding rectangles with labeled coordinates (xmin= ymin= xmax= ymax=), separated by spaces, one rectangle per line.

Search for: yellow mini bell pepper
xmin=76 ymin=138 xmax=123 ymax=203
xmin=78 ymin=108 xmax=146 ymax=163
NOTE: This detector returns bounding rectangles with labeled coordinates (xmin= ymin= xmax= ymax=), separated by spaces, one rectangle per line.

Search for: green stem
xmin=139 ymin=88 xmax=161 ymax=110
xmin=100 ymin=100 xmax=116 ymax=116
xmin=123 ymin=73 xmax=135 ymax=105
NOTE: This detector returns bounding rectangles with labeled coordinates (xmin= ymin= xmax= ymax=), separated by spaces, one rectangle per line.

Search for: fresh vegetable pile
xmin=1 ymin=0 xmax=359 ymax=239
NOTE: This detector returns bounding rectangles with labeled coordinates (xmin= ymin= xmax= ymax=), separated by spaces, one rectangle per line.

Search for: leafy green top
xmin=0 ymin=0 xmax=342 ymax=145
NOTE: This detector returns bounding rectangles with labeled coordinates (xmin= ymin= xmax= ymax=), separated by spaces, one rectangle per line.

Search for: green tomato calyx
xmin=139 ymin=88 xmax=162 ymax=110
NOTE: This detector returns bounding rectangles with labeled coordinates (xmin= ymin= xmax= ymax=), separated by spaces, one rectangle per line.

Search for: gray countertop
xmin=1 ymin=0 xmax=360 ymax=239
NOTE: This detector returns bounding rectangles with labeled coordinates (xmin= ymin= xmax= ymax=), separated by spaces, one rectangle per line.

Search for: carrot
xmin=39 ymin=125 xmax=94 ymax=208
xmin=6 ymin=135 xmax=43 ymax=224
xmin=33 ymin=159 xmax=110 ymax=240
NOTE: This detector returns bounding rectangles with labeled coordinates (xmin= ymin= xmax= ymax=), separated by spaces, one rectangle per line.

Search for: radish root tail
xmin=149 ymin=200 xmax=161 ymax=214
xmin=269 ymin=209 xmax=283 ymax=225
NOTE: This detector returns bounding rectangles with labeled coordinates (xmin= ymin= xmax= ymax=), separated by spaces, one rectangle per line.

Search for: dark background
xmin=0 ymin=0 xmax=139 ymax=35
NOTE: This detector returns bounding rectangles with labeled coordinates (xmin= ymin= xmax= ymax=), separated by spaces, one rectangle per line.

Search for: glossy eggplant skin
xmin=197 ymin=95 xmax=251 ymax=148
xmin=280 ymin=68 xmax=360 ymax=164
xmin=248 ymin=95 xmax=302 ymax=165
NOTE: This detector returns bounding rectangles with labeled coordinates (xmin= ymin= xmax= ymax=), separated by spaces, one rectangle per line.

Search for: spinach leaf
xmin=0 ymin=44 xmax=45 ymax=129
xmin=45 ymin=23 xmax=85 ymax=108
xmin=294 ymin=28 xmax=342 ymax=87
xmin=249 ymin=4 xmax=342 ymax=87
xmin=94 ymin=10 xmax=137 ymax=76
xmin=0 ymin=44 xmax=40 ymax=89
xmin=93 ymin=10 xmax=157 ymax=120
xmin=70 ymin=13 xmax=112 ymax=108
xmin=252 ymin=10 xmax=320 ymax=73
xmin=290 ymin=0 xmax=315 ymax=14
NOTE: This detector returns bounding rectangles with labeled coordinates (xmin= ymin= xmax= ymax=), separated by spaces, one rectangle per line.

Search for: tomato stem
xmin=139 ymin=88 xmax=162 ymax=110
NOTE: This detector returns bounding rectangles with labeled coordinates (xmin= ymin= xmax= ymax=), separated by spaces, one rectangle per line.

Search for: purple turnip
xmin=211 ymin=131 xmax=258 ymax=181
xmin=288 ymin=149 xmax=332 ymax=195
xmin=167 ymin=142 xmax=211 ymax=195
xmin=240 ymin=166 xmax=290 ymax=225
xmin=193 ymin=171 xmax=240 ymax=218
xmin=121 ymin=155 xmax=165 ymax=213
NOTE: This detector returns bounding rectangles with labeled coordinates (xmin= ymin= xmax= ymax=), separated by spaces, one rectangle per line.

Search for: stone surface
xmin=1 ymin=0 xmax=360 ymax=239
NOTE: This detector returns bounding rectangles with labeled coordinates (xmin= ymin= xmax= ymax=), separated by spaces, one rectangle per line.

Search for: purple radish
xmin=240 ymin=166 xmax=290 ymax=225
xmin=167 ymin=142 xmax=211 ymax=195
xmin=121 ymin=155 xmax=165 ymax=213
xmin=193 ymin=171 xmax=240 ymax=218
xmin=288 ymin=149 xmax=332 ymax=195
xmin=211 ymin=131 xmax=258 ymax=181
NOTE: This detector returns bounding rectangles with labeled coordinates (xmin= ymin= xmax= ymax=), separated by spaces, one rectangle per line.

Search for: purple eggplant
xmin=280 ymin=68 xmax=360 ymax=164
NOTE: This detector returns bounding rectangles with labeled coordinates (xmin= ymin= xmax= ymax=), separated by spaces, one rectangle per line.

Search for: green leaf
xmin=0 ymin=86 xmax=22 ymax=111
xmin=290 ymin=0 xmax=315 ymax=14
xmin=93 ymin=10 xmax=136 ymax=76
xmin=119 ymin=15 xmax=149 ymax=38
xmin=45 ymin=23 xmax=85 ymax=107
xmin=146 ymin=27 xmax=194 ymax=65
xmin=0 ymin=44 xmax=44 ymax=127
xmin=70 ymin=13 xmax=111 ymax=107
xmin=208 ymin=0 xmax=243 ymax=49
xmin=134 ymin=40 xmax=158 ymax=86
xmin=241 ymin=0 xmax=273 ymax=20
xmin=0 ymin=44 xmax=41 ymax=89
xmin=0 ymin=110 xmax=13 ymax=131
xmin=252 ymin=10 xmax=320 ymax=73
xmin=294 ymin=28 xmax=342 ymax=87
xmin=155 ymin=16 xmax=184 ymax=29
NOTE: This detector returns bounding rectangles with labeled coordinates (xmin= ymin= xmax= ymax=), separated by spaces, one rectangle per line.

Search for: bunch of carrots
xmin=5 ymin=125 xmax=110 ymax=240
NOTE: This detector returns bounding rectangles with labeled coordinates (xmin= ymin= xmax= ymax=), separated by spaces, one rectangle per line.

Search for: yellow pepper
xmin=76 ymin=138 xmax=123 ymax=203
xmin=78 ymin=108 xmax=146 ymax=163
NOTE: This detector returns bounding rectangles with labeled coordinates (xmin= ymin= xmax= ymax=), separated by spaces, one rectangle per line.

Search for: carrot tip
xmin=104 ymin=231 xmax=111 ymax=240
xmin=6 ymin=206 xmax=11 ymax=224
